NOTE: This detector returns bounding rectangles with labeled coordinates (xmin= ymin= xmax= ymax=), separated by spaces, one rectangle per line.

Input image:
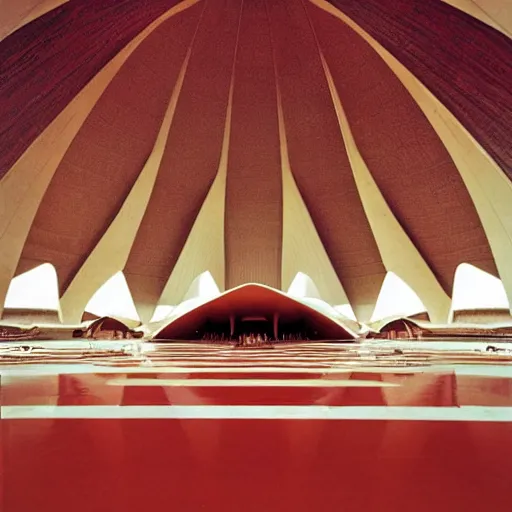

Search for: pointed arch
xmin=3 ymin=263 xmax=60 ymax=314
xmin=269 ymin=0 xmax=386 ymax=322
xmin=182 ymin=271 xmax=221 ymax=302
xmin=59 ymin=14 xmax=198 ymax=325
xmin=451 ymin=263 xmax=510 ymax=313
xmin=287 ymin=272 xmax=358 ymax=322
xmin=124 ymin=0 xmax=241 ymax=321
xmin=151 ymin=272 xmax=222 ymax=324
xmin=17 ymin=5 xmax=202 ymax=297
xmin=308 ymin=1 xmax=485 ymax=323
xmin=309 ymin=0 xmax=512 ymax=315
xmin=84 ymin=272 xmax=139 ymax=322
xmin=287 ymin=272 xmax=322 ymax=300
xmin=370 ymin=272 xmax=427 ymax=323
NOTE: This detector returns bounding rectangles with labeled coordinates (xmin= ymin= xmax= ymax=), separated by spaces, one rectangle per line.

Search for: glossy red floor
xmin=2 ymin=342 xmax=512 ymax=511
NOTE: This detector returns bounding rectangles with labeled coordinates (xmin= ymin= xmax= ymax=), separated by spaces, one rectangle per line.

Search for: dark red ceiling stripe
xmin=0 ymin=0 xmax=185 ymax=178
xmin=225 ymin=0 xmax=283 ymax=290
xmin=327 ymin=0 xmax=512 ymax=178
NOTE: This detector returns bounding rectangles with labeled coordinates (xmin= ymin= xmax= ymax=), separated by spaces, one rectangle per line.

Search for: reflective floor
xmin=2 ymin=342 xmax=512 ymax=511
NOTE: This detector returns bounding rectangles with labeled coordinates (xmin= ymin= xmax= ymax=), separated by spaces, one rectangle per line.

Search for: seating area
xmin=200 ymin=332 xmax=311 ymax=346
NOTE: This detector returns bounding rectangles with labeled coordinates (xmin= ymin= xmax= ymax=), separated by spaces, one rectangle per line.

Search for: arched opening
xmin=3 ymin=263 xmax=61 ymax=323
xmin=287 ymin=272 xmax=357 ymax=321
xmin=84 ymin=271 xmax=140 ymax=324
xmin=451 ymin=263 xmax=510 ymax=323
xmin=370 ymin=271 xmax=427 ymax=323
xmin=287 ymin=272 xmax=322 ymax=299
xmin=154 ymin=284 xmax=356 ymax=341
xmin=150 ymin=271 xmax=220 ymax=324
xmin=182 ymin=271 xmax=220 ymax=301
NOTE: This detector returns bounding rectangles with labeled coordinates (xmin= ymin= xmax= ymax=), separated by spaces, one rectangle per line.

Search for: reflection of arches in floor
xmin=381 ymin=373 xmax=457 ymax=407
xmin=121 ymin=374 xmax=171 ymax=406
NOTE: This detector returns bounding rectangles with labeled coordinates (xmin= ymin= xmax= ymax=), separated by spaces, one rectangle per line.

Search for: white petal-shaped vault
xmin=4 ymin=263 xmax=60 ymax=313
xmin=84 ymin=272 xmax=140 ymax=322
xmin=452 ymin=263 xmax=510 ymax=313
xmin=370 ymin=272 xmax=427 ymax=323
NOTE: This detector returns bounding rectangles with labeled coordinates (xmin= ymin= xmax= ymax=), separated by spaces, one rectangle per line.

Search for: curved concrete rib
xmin=59 ymin=37 xmax=195 ymax=324
xmin=277 ymin=86 xmax=349 ymax=308
xmin=0 ymin=0 xmax=69 ymax=41
xmin=123 ymin=0 xmax=241 ymax=322
xmin=318 ymin=53 xmax=451 ymax=323
xmin=441 ymin=0 xmax=511 ymax=38
xmin=309 ymin=0 xmax=512 ymax=313
xmin=0 ymin=0 xmax=202 ymax=319
xmin=157 ymin=67 xmax=236 ymax=313
xmin=155 ymin=0 xmax=245 ymax=318
xmin=0 ymin=48 xmax=125 ymax=319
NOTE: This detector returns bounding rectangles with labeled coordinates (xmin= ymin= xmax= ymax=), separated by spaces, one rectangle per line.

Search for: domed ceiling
xmin=0 ymin=0 xmax=511 ymax=324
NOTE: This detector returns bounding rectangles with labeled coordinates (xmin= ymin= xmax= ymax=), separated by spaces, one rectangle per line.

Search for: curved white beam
xmin=157 ymin=69 xmax=235 ymax=315
xmin=318 ymin=52 xmax=451 ymax=323
xmin=60 ymin=46 xmax=193 ymax=323
xmin=277 ymin=81 xmax=350 ymax=308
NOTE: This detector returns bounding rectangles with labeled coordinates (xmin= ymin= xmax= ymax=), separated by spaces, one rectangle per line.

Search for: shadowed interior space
xmin=154 ymin=284 xmax=355 ymax=341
